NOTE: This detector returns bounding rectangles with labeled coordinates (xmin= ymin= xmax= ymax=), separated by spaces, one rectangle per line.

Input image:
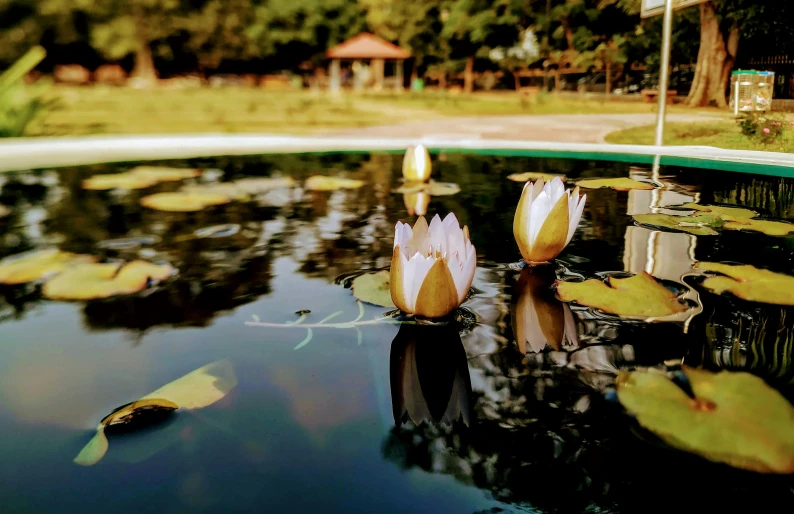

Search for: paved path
xmin=327 ymin=113 xmax=724 ymax=144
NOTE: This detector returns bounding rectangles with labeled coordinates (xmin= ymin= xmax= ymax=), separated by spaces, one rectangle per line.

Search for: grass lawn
xmin=606 ymin=119 xmax=794 ymax=153
xmin=27 ymin=85 xmax=695 ymax=137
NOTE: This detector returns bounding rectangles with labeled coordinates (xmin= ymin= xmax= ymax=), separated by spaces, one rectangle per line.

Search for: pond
xmin=0 ymin=150 xmax=793 ymax=513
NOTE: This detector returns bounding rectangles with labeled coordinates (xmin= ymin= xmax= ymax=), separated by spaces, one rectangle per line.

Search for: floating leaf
xmin=576 ymin=178 xmax=655 ymax=191
xmin=351 ymin=271 xmax=396 ymax=308
xmin=127 ymin=166 xmax=201 ymax=182
xmin=233 ymin=177 xmax=296 ymax=193
xmin=83 ymin=167 xmax=200 ymax=190
xmin=0 ymin=205 xmax=10 ymax=217
xmin=43 ymin=261 xmax=176 ymax=300
xmin=555 ymin=272 xmax=688 ymax=318
xmin=304 ymin=176 xmax=364 ymax=191
xmin=193 ymin=224 xmax=241 ymax=238
xmin=680 ymin=203 xmax=756 ymax=220
xmin=74 ymin=360 xmax=236 ymax=466
xmin=633 ymin=213 xmax=719 ymax=236
xmin=616 ymin=367 xmax=794 ymax=473
xmin=695 ymin=262 xmax=794 ymax=306
xmin=507 ymin=172 xmax=565 ymax=183
xmin=0 ymin=249 xmax=94 ymax=285
xmin=393 ymin=181 xmax=460 ymax=196
xmin=722 ymin=218 xmax=794 ymax=236
xmin=140 ymin=192 xmax=231 ymax=212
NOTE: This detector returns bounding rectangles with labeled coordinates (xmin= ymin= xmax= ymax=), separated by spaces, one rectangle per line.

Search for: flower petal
xmin=390 ymin=246 xmax=411 ymax=313
xmin=528 ymin=190 xmax=570 ymax=263
xmin=407 ymin=253 xmax=435 ymax=311
xmin=528 ymin=190 xmax=553 ymax=247
xmin=408 ymin=216 xmax=429 ymax=254
xmin=566 ymin=192 xmax=586 ymax=246
xmin=414 ymin=258 xmax=460 ymax=318
xmin=513 ymin=180 xmax=538 ymax=261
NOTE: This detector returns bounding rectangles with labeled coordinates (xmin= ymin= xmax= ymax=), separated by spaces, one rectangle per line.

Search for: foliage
xmin=0 ymin=46 xmax=53 ymax=137
xmin=735 ymin=112 xmax=790 ymax=145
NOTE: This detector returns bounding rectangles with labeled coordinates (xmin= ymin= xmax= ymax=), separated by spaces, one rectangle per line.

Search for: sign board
xmin=641 ymin=0 xmax=706 ymax=18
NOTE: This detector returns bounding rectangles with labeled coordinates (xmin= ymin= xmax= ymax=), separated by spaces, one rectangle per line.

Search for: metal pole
xmin=654 ymin=0 xmax=675 ymax=146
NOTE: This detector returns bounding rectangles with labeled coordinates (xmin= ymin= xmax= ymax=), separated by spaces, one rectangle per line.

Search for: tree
xmin=488 ymin=29 xmax=540 ymax=91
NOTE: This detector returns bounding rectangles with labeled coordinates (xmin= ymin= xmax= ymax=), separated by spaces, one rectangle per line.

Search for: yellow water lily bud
xmin=512 ymin=267 xmax=578 ymax=354
xmin=390 ymin=213 xmax=476 ymax=319
xmin=513 ymin=177 xmax=586 ymax=264
xmin=403 ymin=192 xmax=430 ymax=216
xmin=390 ymin=323 xmax=471 ymax=427
xmin=402 ymin=144 xmax=432 ymax=182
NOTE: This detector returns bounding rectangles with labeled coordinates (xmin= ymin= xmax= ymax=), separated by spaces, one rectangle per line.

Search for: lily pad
xmin=576 ymin=178 xmax=655 ymax=191
xmin=633 ymin=213 xmax=720 ymax=236
xmin=74 ymin=360 xmax=237 ymax=466
xmin=393 ymin=181 xmax=460 ymax=196
xmin=616 ymin=367 xmax=794 ymax=473
xmin=127 ymin=166 xmax=201 ymax=182
xmin=722 ymin=218 xmax=794 ymax=236
xmin=351 ymin=271 xmax=396 ymax=308
xmin=0 ymin=249 xmax=94 ymax=285
xmin=83 ymin=173 xmax=157 ymax=191
xmin=304 ymin=176 xmax=365 ymax=191
xmin=140 ymin=192 xmax=231 ymax=212
xmin=507 ymin=172 xmax=565 ymax=183
xmin=695 ymin=262 xmax=794 ymax=306
xmin=234 ymin=177 xmax=296 ymax=193
xmin=680 ymin=203 xmax=756 ymax=220
xmin=555 ymin=272 xmax=688 ymax=318
xmin=42 ymin=261 xmax=176 ymax=300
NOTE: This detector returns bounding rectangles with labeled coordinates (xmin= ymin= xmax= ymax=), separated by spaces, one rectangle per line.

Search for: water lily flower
xmin=403 ymin=192 xmax=430 ymax=216
xmin=513 ymin=177 xmax=586 ymax=264
xmin=390 ymin=323 xmax=471 ymax=427
xmin=512 ymin=267 xmax=579 ymax=354
xmin=402 ymin=144 xmax=432 ymax=183
xmin=391 ymin=213 xmax=476 ymax=318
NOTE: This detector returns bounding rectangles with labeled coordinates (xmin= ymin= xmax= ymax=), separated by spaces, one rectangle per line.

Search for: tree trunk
xmin=132 ymin=43 xmax=157 ymax=81
xmin=686 ymin=2 xmax=739 ymax=107
xmin=513 ymin=71 xmax=521 ymax=93
xmin=464 ymin=56 xmax=474 ymax=93
xmin=605 ymin=58 xmax=612 ymax=96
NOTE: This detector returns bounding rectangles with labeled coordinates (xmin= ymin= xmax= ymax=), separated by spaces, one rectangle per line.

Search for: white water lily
xmin=391 ymin=213 xmax=476 ymax=318
xmin=514 ymin=177 xmax=586 ymax=263
xmin=402 ymin=144 xmax=432 ymax=182
xmin=512 ymin=267 xmax=579 ymax=354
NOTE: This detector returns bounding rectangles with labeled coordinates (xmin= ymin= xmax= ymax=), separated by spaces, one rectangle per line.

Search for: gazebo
xmin=326 ymin=32 xmax=411 ymax=93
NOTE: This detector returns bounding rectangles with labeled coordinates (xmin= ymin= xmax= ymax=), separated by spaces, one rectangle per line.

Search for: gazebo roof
xmin=326 ymin=32 xmax=411 ymax=60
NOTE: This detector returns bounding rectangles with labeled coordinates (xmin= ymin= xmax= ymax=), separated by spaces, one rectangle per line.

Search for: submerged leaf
xmin=556 ymin=272 xmax=688 ymax=318
xmin=140 ymin=192 xmax=231 ymax=212
xmin=722 ymin=218 xmax=794 ymax=236
xmin=695 ymin=262 xmax=794 ymax=306
xmin=73 ymin=429 xmax=109 ymax=467
xmin=680 ymin=203 xmax=756 ymax=220
xmin=507 ymin=172 xmax=565 ymax=183
xmin=141 ymin=359 xmax=238 ymax=409
xmin=616 ymin=367 xmax=794 ymax=473
xmin=393 ymin=181 xmax=460 ymax=196
xmin=100 ymin=398 xmax=179 ymax=428
xmin=304 ymin=176 xmax=364 ymax=191
xmin=633 ymin=213 xmax=719 ymax=236
xmin=0 ymin=249 xmax=94 ymax=285
xmin=351 ymin=271 xmax=396 ymax=308
xmin=42 ymin=261 xmax=176 ymax=300
xmin=576 ymin=178 xmax=655 ymax=191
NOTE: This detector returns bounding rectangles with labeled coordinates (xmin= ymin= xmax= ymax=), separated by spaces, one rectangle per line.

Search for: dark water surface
xmin=0 ymin=152 xmax=793 ymax=513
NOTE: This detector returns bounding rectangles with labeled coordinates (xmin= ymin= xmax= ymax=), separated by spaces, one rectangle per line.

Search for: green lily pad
xmin=140 ymin=191 xmax=231 ymax=212
xmin=393 ymin=181 xmax=460 ymax=196
xmin=351 ymin=271 xmax=396 ymax=308
xmin=74 ymin=359 xmax=237 ymax=466
xmin=304 ymin=176 xmax=365 ymax=191
xmin=695 ymin=262 xmax=794 ymax=306
xmin=555 ymin=272 xmax=688 ymax=318
xmin=127 ymin=166 xmax=201 ymax=182
xmin=0 ymin=249 xmax=94 ymax=285
xmin=680 ymin=203 xmax=756 ymax=220
xmin=43 ymin=261 xmax=176 ymax=300
xmin=507 ymin=172 xmax=565 ymax=183
xmin=616 ymin=367 xmax=794 ymax=473
xmin=722 ymin=218 xmax=794 ymax=236
xmin=576 ymin=177 xmax=655 ymax=191
xmin=82 ymin=167 xmax=200 ymax=190
xmin=633 ymin=213 xmax=720 ymax=236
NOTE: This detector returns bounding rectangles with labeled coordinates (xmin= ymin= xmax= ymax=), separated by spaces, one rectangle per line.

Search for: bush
xmin=735 ymin=111 xmax=789 ymax=145
xmin=0 ymin=47 xmax=55 ymax=138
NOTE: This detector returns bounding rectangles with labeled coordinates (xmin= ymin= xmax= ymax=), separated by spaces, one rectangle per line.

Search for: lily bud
xmin=512 ymin=267 xmax=579 ymax=354
xmin=390 ymin=213 xmax=476 ymax=319
xmin=402 ymin=144 xmax=432 ymax=183
xmin=513 ymin=177 xmax=586 ymax=264
xmin=390 ymin=323 xmax=472 ymax=427
xmin=403 ymin=192 xmax=430 ymax=217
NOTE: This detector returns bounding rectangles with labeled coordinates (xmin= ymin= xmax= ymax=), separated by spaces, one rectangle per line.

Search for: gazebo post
xmin=395 ymin=59 xmax=403 ymax=93
xmin=372 ymin=58 xmax=385 ymax=91
xmin=353 ymin=59 xmax=364 ymax=92
xmin=329 ymin=58 xmax=341 ymax=95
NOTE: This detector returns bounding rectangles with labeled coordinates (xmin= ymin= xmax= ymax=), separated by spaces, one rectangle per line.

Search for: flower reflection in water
xmin=403 ymin=192 xmax=430 ymax=216
xmin=390 ymin=323 xmax=472 ymax=427
xmin=511 ymin=266 xmax=579 ymax=354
